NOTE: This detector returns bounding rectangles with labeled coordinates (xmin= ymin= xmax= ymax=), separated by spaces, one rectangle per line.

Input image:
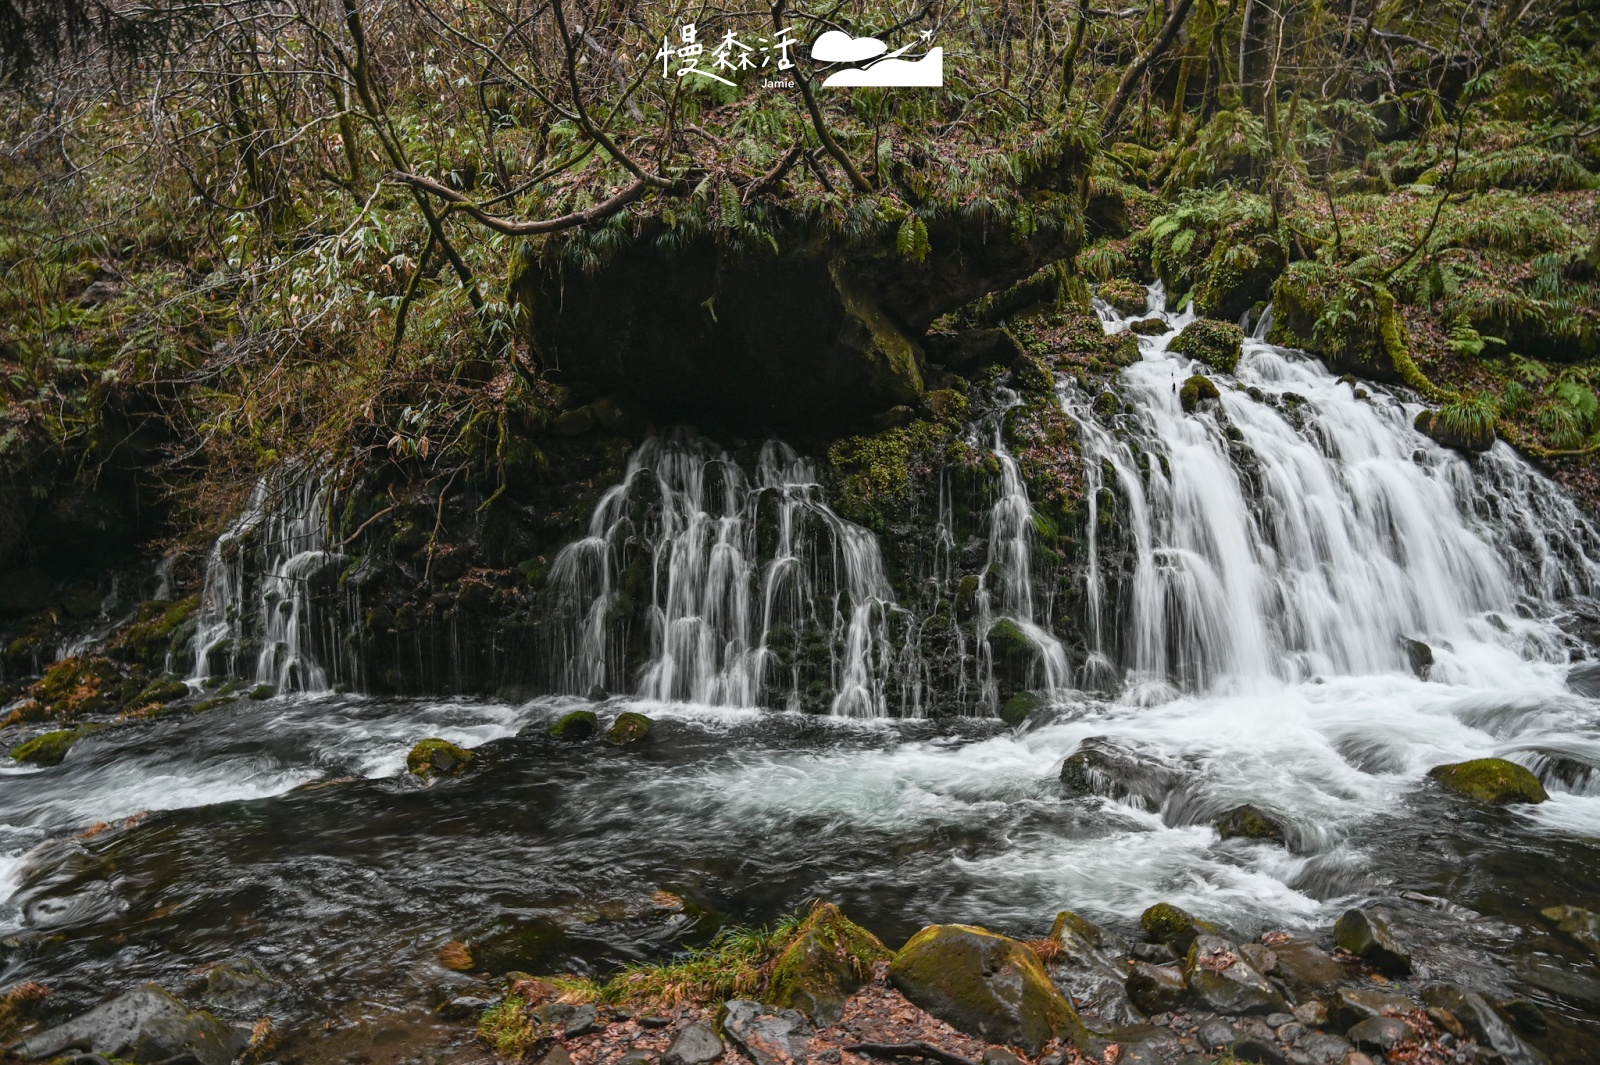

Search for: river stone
xmin=767 ymin=901 xmax=890 ymax=1024
xmin=1269 ymin=934 xmax=1351 ymax=992
xmin=1125 ymin=961 xmax=1187 ymax=1014
xmin=1141 ymin=902 xmax=1219 ymax=956
xmin=1231 ymin=1034 xmax=1287 ymax=1065
xmin=1215 ymin=804 xmax=1286 ymax=843
xmin=889 ymin=923 xmax=1088 ymax=1053
xmin=1298 ymin=1032 xmax=1353 ymax=1065
xmin=605 ymin=711 xmax=653 ymax=746
xmin=1399 ymin=636 xmax=1434 ymax=679
xmin=549 ymin=709 xmax=599 ymax=741
xmin=1428 ymin=757 xmax=1547 ymax=803
xmin=1541 ymin=904 xmax=1600 ymax=960
xmin=721 ymin=1000 xmax=810 ymax=1065
xmin=1183 ymin=935 xmax=1287 ymax=1016
xmin=406 ymin=737 xmax=474 ymax=778
xmin=18 ymin=984 xmax=249 ymax=1065
xmin=1347 ymin=1015 xmax=1416 ymax=1052
xmin=199 ymin=955 xmax=279 ymax=1013
xmin=1180 ymin=374 xmax=1220 ymax=413
xmin=1329 ymin=987 xmax=1421 ymax=1029
xmin=1333 ymin=907 xmax=1412 ymax=975
xmin=1196 ymin=1018 xmax=1235 ymax=1050
xmin=1422 ymin=984 xmax=1550 ymax=1065
xmin=563 ymin=1003 xmax=601 ymax=1037
xmin=1060 ymin=738 xmax=1187 ymax=812
xmin=1045 ymin=909 xmax=1140 ymax=1030
xmin=1129 ymin=317 xmax=1168 ymax=336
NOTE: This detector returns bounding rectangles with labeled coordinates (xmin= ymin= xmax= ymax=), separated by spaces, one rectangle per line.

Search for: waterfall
xmin=1071 ymin=284 xmax=1600 ymax=692
xmin=549 ymin=432 xmax=914 ymax=716
xmin=189 ymin=465 xmax=338 ymax=693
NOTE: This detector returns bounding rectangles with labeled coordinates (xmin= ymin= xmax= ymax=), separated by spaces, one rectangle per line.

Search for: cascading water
xmin=549 ymin=432 xmax=916 ymax=716
xmin=1071 ymin=284 xmax=1600 ymax=693
xmin=189 ymin=466 xmax=338 ymax=693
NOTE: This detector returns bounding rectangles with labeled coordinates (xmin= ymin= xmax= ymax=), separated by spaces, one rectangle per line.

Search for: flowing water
xmin=6 ymin=288 xmax=1600 ymax=1059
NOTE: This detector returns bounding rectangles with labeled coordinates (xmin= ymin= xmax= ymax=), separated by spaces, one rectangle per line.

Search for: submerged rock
xmin=10 ymin=727 xmax=82 ymax=766
xmin=406 ymin=737 xmax=475 ymax=779
xmin=663 ymin=1020 xmax=725 ymax=1065
xmin=767 ymin=901 xmax=890 ymax=1025
xmin=889 ymin=923 xmax=1087 ymax=1054
xmin=198 ymin=955 xmax=280 ymax=1013
xmin=18 ymin=984 xmax=248 ymax=1065
xmin=999 ymin=691 xmax=1040 ymax=727
xmin=549 ymin=709 xmax=600 ymax=741
xmin=1183 ymin=934 xmax=1286 ymax=1016
xmin=1168 ymin=318 xmax=1244 ymax=374
xmin=1060 ymin=738 xmax=1186 ymax=811
xmin=721 ymin=1000 xmax=810 ymax=1065
xmin=1333 ymin=907 xmax=1412 ymax=975
xmin=1542 ymin=904 xmax=1600 ymax=960
xmin=1428 ymin=757 xmax=1547 ymax=803
xmin=1422 ymin=984 xmax=1550 ymax=1065
xmin=1399 ymin=635 xmax=1434 ymax=679
xmin=605 ymin=711 xmax=653 ymax=746
xmin=1214 ymin=804 xmax=1285 ymax=843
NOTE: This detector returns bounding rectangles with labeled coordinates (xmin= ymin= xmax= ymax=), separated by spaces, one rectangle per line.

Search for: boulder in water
xmin=1098 ymin=280 xmax=1148 ymax=317
xmin=1139 ymin=902 xmax=1219 ymax=956
xmin=17 ymin=983 xmax=249 ymax=1065
xmin=720 ymin=1000 xmax=810 ymax=1065
xmin=1168 ymin=318 xmax=1244 ymax=374
xmin=1567 ymin=661 xmax=1600 ymax=697
xmin=549 ymin=709 xmax=600 ymax=741
xmin=1214 ymin=804 xmax=1285 ymax=843
xmin=1422 ymin=984 xmax=1550 ymax=1065
xmin=406 ymin=738 xmax=475 ymax=779
xmin=1428 ymin=758 xmax=1547 ymax=804
xmin=605 ymin=711 xmax=653 ymax=746
xmin=999 ymin=691 xmax=1040 ymax=726
xmin=767 ymin=901 xmax=890 ymax=1025
xmin=1182 ymin=934 xmax=1287 ymax=1016
xmin=198 ymin=955 xmax=280 ymax=1013
xmin=1061 ymin=738 xmax=1186 ymax=812
xmin=1333 ymin=907 xmax=1412 ymax=975
xmin=1399 ymin=635 xmax=1433 ymax=679
xmin=1129 ymin=317 xmax=1168 ymax=336
xmin=10 ymin=727 xmax=83 ymax=766
xmin=889 ymin=923 xmax=1088 ymax=1053
xmin=1179 ymin=374 xmax=1220 ymax=413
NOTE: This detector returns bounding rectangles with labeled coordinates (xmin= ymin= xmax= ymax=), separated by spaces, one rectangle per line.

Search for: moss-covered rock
xmin=986 ymin=619 xmax=1034 ymax=659
xmin=1140 ymin=902 xmax=1219 ymax=955
xmin=107 ymin=596 xmax=201 ymax=667
xmin=1169 ymin=319 xmax=1245 ymax=374
xmin=132 ymin=677 xmax=191 ymax=708
xmin=406 ymin=738 xmax=475 ymax=778
xmin=999 ymin=691 xmax=1040 ymax=727
xmin=605 ymin=711 xmax=652 ymax=746
xmin=1542 ymin=905 xmax=1600 ymax=961
xmin=549 ymin=710 xmax=599 ymax=741
xmin=767 ymin=901 xmax=891 ymax=1025
xmin=1129 ymin=317 xmax=1168 ymax=336
xmin=889 ymin=924 xmax=1088 ymax=1054
xmin=12 ymin=728 xmax=83 ymax=766
xmin=1179 ymin=374 xmax=1221 ymax=413
xmin=1215 ymin=804 xmax=1286 ymax=843
xmin=1097 ymin=279 xmax=1149 ymax=317
xmin=1428 ymin=758 xmax=1547 ymax=804
xmin=30 ymin=655 xmax=140 ymax=719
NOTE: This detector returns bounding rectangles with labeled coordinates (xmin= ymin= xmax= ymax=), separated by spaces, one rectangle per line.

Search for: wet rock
xmin=1422 ymin=984 xmax=1550 ymax=1065
xmin=1428 ymin=757 xmax=1547 ymax=804
xmin=562 ymin=1003 xmax=601 ymax=1037
xmin=1496 ymin=996 xmax=1547 ymax=1035
xmin=435 ymin=995 xmax=494 ymax=1021
xmin=1168 ymin=318 xmax=1245 ymax=374
xmin=1329 ymin=987 xmax=1421 ymax=1030
xmin=721 ymin=1000 xmax=810 ymax=1065
xmin=1566 ymin=661 xmax=1600 ymax=697
xmin=889 ymin=923 xmax=1088 ymax=1053
xmin=605 ymin=711 xmax=653 ymax=746
xmin=1180 ymin=374 xmax=1221 ymax=413
xmin=1197 ymin=1017 xmax=1235 ymax=1049
xmin=133 ymin=677 xmax=191 ymax=708
xmin=549 ymin=709 xmax=599 ymax=741
xmin=1183 ymin=935 xmax=1287 ymax=1016
xmin=999 ymin=691 xmax=1041 ymax=727
xmin=768 ymin=901 xmax=890 ymax=1025
xmin=1299 ymin=1033 xmax=1353 ymax=1065
xmin=1292 ymin=1001 xmax=1329 ymax=1026
xmin=1232 ymin=1034 xmax=1288 ymax=1065
xmin=1541 ymin=904 xmax=1600 ymax=960
xmin=1269 ymin=934 xmax=1351 ymax=993
xmin=1125 ymin=962 xmax=1187 ymax=1014
xmin=1399 ymin=636 xmax=1434 ymax=679
xmin=199 ymin=955 xmax=279 ymax=1013
xmin=1239 ymin=943 xmax=1278 ymax=975
xmin=552 ymin=406 xmax=596 ymax=436
xmin=406 ymin=737 xmax=475 ymax=778
xmin=620 ymin=1052 xmax=658 ymax=1065
xmin=1216 ymin=804 xmax=1286 ymax=843
xmin=248 ymin=684 xmax=275 ymax=699
xmin=1061 ymin=738 xmax=1187 ymax=811
xmin=1347 ymin=1016 xmax=1416 ymax=1052
xmin=1275 ymin=1020 xmax=1305 ymax=1043
xmin=1140 ymin=902 xmax=1218 ymax=956
xmin=663 ymin=1030 xmax=724 ymax=1065
xmin=1129 ymin=317 xmax=1168 ymax=336
xmin=18 ymin=983 xmax=249 ymax=1065
xmin=1333 ymin=907 xmax=1412 ymax=975
xmin=1047 ymin=910 xmax=1141 ymax=1030
xmin=586 ymin=684 xmax=607 ymax=701
xmin=1130 ymin=942 xmax=1176 ymax=963
xmin=11 ymin=728 xmax=82 ymax=766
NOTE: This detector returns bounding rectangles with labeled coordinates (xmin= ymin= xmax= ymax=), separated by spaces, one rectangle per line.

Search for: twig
xmin=387 ymin=171 xmax=649 ymax=235
xmin=844 ymin=1043 xmax=981 ymax=1065
xmin=337 ymin=503 xmax=398 ymax=548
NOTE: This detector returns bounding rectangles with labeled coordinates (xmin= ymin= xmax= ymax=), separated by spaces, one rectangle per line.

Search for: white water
xmin=549 ymin=433 xmax=916 ymax=716
xmin=189 ymin=466 xmax=338 ymax=692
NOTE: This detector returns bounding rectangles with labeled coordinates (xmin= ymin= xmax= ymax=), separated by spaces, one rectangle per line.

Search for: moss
xmin=999 ymin=691 xmax=1040 ymax=727
xmin=11 ymin=728 xmax=81 ymax=766
xmin=549 ymin=710 xmax=599 ymax=741
xmin=827 ymin=418 xmax=964 ymax=531
xmin=604 ymin=711 xmax=652 ymax=746
xmin=1215 ymin=803 xmax=1285 ymax=842
xmin=248 ymin=684 xmax=276 ymax=700
xmin=192 ymin=696 xmax=233 ymax=713
xmin=132 ymin=677 xmax=190 ymax=707
xmin=953 ymin=575 xmax=980 ymax=620
xmin=767 ymin=901 xmax=891 ymax=1024
xmin=1428 ymin=758 xmax=1547 ymax=804
xmin=1049 ymin=910 xmax=1104 ymax=948
xmin=605 ymin=913 xmax=804 ymax=1009
xmin=407 ymin=737 xmax=476 ymax=778
xmin=107 ymin=595 xmax=201 ymax=667
xmin=1098 ymin=279 xmax=1149 ymax=317
xmin=1129 ymin=317 xmax=1168 ymax=336
xmin=1140 ymin=902 xmax=1219 ymax=954
xmin=1169 ymin=319 xmax=1244 ymax=374
xmin=1179 ymin=374 xmax=1221 ymax=413
xmin=986 ymin=619 xmax=1033 ymax=660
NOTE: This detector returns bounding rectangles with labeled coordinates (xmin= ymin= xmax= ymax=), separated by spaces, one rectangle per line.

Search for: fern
xmin=896 ymin=215 xmax=930 ymax=262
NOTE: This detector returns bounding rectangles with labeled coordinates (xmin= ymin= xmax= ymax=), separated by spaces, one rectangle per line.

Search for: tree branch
xmin=387 ymin=171 xmax=650 ymax=235
xmin=1100 ymin=0 xmax=1197 ymax=141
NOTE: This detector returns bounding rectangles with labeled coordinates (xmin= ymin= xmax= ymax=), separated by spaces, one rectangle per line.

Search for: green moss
xmin=407 ymin=737 xmax=476 ymax=778
xmin=1179 ymin=374 xmax=1221 ymax=413
xmin=1428 ymin=757 xmax=1547 ymax=804
xmin=986 ymin=619 xmax=1033 ymax=659
xmin=1098 ymin=279 xmax=1148 ymax=317
xmin=1140 ymin=902 xmax=1219 ymax=954
xmin=827 ymin=418 xmax=963 ymax=531
xmin=767 ymin=901 xmax=891 ymax=1024
xmin=1169 ymin=319 xmax=1244 ymax=374
xmin=132 ymin=677 xmax=191 ymax=707
xmin=1215 ymin=803 xmax=1285 ymax=841
xmin=999 ymin=691 xmax=1040 ymax=727
xmin=11 ymin=728 xmax=81 ymax=766
xmin=604 ymin=711 xmax=652 ymax=746
xmin=107 ymin=596 xmax=201 ymax=667
xmin=1048 ymin=910 xmax=1104 ymax=947
xmin=549 ymin=710 xmax=599 ymax=741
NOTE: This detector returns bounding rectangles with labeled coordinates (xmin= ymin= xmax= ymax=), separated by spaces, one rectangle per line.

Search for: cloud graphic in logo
xmin=811 ymin=30 xmax=889 ymax=64
xmin=821 ymin=48 xmax=943 ymax=87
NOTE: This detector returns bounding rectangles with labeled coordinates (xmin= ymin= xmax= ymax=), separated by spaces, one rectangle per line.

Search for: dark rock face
xmin=18 ymin=984 xmax=248 ymax=1065
xmin=721 ymin=1000 xmax=811 ymax=1065
xmin=1125 ymin=961 xmax=1187 ymax=1014
xmin=1334 ymin=907 xmax=1413 ymax=975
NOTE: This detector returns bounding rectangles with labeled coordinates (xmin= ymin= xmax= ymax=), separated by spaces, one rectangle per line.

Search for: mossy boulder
xmin=1129 ymin=316 xmax=1168 ymax=336
xmin=132 ymin=677 xmax=191 ymax=708
xmin=1140 ymin=902 xmax=1220 ymax=955
xmin=406 ymin=738 xmax=475 ymax=778
xmin=1169 ymin=319 xmax=1244 ymax=374
xmin=604 ymin=711 xmax=652 ymax=746
xmin=768 ymin=901 xmax=891 ymax=1025
xmin=1414 ymin=407 xmax=1496 ymax=454
xmin=1215 ymin=804 xmax=1286 ymax=843
xmin=11 ymin=728 xmax=82 ymax=766
xmin=1097 ymin=279 xmax=1149 ymax=317
xmin=1179 ymin=374 xmax=1221 ymax=413
xmin=999 ymin=691 xmax=1040 ymax=727
xmin=1428 ymin=758 xmax=1547 ymax=804
xmin=889 ymin=924 xmax=1088 ymax=1054
xmin=986 ymin=619 xmax=1034 ymax=660
xmin=549 ymin=710 xmax=599 ymax=741
xmin=107 ymin=596 xmax=201 ymax=667
xmin=30 ymin=655 xmax=140 ymax=719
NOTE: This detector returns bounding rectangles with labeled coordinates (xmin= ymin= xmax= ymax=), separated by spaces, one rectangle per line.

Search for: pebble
xmin=1266 ymin=1012 xmax=1296 ymax=1028
xmin=1347 ymin=1015 xmax=1416 ymax=1052
xmin=1277 ymin=1021 xmax=1307 ymax=1043
xmin=1293 ymin=1001 xmax=1329 ymax=1026
xmin=1198 ymin=1017 xmax=1236 ymax=1050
